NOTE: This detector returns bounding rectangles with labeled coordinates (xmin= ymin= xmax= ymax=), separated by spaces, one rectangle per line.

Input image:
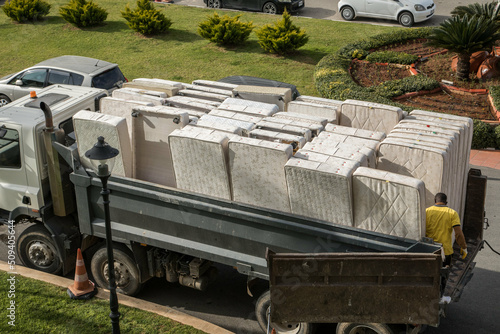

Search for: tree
xmin=121 ymin=0 xmax=172 ymax=35
xmin=426 ymin=14 xmax=500 ymax=80
xmin=59 ymin=0 xmax=108 ymax=28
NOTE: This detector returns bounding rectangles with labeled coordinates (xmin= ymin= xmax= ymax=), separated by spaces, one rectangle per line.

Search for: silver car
xmin=0 ymin=55 xmax=126 ymax=106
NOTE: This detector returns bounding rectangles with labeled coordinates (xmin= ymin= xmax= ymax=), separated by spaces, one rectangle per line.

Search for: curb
xmin=0 ymin=261 xmax=233 ymax=334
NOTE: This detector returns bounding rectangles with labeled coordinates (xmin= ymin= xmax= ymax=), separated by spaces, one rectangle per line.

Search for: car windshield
xmin=92 ymin=66 xmax=125 ymax=90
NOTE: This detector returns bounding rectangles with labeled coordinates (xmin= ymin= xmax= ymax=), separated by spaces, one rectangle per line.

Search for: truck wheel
xmin=17 ymin=224 xmax=63 ymax=275
xmin=90 ymin=245 xmax=142 ymax=296
xmin=255 ymin=290 xmax=314 ymax=334
xmin=336 ymin=322 xmax=394 ymax=334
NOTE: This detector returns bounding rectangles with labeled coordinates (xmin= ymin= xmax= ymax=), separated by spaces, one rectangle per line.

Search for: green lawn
xmin=0 ymin=1 xmax=397 ymax=96
xmin=0 ymin=271 xmax=207 ymax=333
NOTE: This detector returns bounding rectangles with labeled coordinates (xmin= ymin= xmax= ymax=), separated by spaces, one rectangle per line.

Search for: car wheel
xmin=207 ymin=0 xmax=222 ymax=8
xmin=340 ymin=6 xmax=355 ymax=21
xmin=263 ymin=2 xmax=278 ymax=14
xmin=0 ymin=94 xmax=11 ymax=107
xmin=399 ymin=11 xmax=414 ymax=27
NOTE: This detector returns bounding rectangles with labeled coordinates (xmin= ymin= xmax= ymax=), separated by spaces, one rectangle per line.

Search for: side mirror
xmin=15 ymin=79 xmax=23 ymax=86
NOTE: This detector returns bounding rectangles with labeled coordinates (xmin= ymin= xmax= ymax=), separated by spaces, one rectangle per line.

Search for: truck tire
xmin=255 ymin=290 xmax=314 ymax=334
xmin=336 ymin=322 xmax=394 ymax=334
xmin=17 ymin=224 xmax=63 ymax=275
xmin=90 ymin=245 xmax=142 ymax=296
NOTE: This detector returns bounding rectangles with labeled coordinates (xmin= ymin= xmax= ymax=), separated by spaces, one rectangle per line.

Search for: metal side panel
xmin=268 ymin=251 xmax=441 ymax=326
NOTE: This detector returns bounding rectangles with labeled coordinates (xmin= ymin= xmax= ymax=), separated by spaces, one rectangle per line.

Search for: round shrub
xmin=121 ymin=0 xmax=172 ymax=35
xmin=472 ymin=119 xmax=496 ymax=149
xmin=2 ymin=0 xmax=51 ymax=23
xmin=60 ymin=0 xmax=108 ymax=28
xmin=198 ymin=13 xmax=254 ymax=46
xmin=255 ymin=9 xmax=308 ymax=55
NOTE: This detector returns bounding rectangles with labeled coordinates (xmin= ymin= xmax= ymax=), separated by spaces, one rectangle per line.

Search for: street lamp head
xmin=85 ymin=136 xmax=119 ymax=177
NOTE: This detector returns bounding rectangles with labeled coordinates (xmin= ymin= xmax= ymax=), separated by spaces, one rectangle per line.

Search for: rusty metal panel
xmin=268 ymin=251 xmax=441 ymax=326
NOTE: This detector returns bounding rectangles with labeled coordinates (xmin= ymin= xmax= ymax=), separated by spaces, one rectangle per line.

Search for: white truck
xmin=0 ymin=84 xmax=487 ymax=334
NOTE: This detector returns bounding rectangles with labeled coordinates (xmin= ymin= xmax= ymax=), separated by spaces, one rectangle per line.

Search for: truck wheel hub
xmin=104 ymin=262 xmax=131 ymax=287
xmin=267 ymin=307 xmax=301 ymax=333
xmin=28 ymin=241 xmax=54 ymax=266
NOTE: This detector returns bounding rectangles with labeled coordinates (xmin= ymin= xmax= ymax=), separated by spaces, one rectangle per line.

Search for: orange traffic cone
xmin=67 ymin=248 xmax=97 ymax=300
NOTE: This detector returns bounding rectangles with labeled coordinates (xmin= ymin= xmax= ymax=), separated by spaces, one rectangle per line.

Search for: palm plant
xmin=426 ymin=14 xmax=500 ymax=80
xmin=451 ymin=2 xmax=500 ymax=21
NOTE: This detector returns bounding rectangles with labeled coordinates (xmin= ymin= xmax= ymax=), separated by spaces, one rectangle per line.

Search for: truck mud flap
xmin=267 ymin=250 xmax=441 ymax=326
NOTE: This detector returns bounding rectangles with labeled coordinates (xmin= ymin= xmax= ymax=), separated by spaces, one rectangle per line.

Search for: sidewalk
xmin=0 ymin=261 xmax=233 ymax=334
xmin=470 ymin=149 xmax=500 ymax=170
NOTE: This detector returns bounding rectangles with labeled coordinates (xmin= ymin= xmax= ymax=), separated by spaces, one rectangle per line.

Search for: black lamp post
xmin=85 ymin=136 xmax=121 ymax=334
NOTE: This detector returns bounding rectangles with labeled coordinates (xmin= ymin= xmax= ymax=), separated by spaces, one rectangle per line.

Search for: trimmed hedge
xmin=59 ymin=0 xmax=108 ymax=28
xmin=472 ymin=119 xmax=496 ymax=149
xmin=121 ymin=0 xmax=172 ymax=35
xmin=198 ymin=13 xmax=254 ymax=46
xmin=2 ymin=0 xmax=51 ymax=22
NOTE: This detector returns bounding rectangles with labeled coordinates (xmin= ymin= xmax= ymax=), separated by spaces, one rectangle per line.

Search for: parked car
xmin=338 ymin=0 xmax=435 ymax=27
xmin=203 ymin=0 xmax=305 ymax=14
xmin=0 ymin=55 xmax=126 ymax=106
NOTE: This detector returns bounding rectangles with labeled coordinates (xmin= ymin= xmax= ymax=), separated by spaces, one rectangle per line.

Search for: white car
xmin=338 ymin=0 xmax=435 ymax=27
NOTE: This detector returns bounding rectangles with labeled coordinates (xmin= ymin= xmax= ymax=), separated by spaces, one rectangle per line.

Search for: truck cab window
xmin=0 ymin=127 xmax=21 ymax=168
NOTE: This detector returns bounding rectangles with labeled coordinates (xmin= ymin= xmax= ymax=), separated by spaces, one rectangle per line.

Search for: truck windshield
xmin=0 ymin=127 xmax=21 ymax=168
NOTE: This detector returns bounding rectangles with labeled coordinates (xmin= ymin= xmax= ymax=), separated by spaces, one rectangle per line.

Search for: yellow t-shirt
xmin=425 ymin=205 xmax=461 ymax=256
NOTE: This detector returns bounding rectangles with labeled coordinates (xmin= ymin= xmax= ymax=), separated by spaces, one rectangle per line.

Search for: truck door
xmin=0 ymin=124 xmax=29 ymax=213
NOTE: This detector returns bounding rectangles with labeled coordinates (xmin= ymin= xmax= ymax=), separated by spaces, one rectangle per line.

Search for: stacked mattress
xmin=352 ymin=167 xmax=426 ymax=240
xmin=249 ymin=129 xmax=306 ymax=153
xmin=100 ymin=97 xmax=153 ymax=139
xmin=286 ymin=100 xmax=339 ymax=124
xmin=263 ymin=116 xmax=324 ymax=137
xmin=168 ymin=127 xmax=232 ymax=200
xmin=131 ymin=106 xmax=189 ymax=187
xmin=232 ymin=85 xmax=292 ymax=111
xmin=125 ymin=78 xmax=183 ymax=97
xmin=112 ymin=88 xmax=167 ymax=105
xmin=73 ymin=110 xmax=133 ymax=178
xmin=218 ymin=98 xmax=279 ymax=117
xmin=339 ymin=100 xmax=404 ymax=134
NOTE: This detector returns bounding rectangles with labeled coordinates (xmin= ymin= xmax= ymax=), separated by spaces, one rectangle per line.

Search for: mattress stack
xmin=255 ymin=120 xmax=312 ymax=142
xmin=285 ymin=157 xmax=359 ymax=226
xmin=112 ymin=88 xmax=167 ymax=105
xmin=295 ymin=95 xmax=343 ymax=108
xmin=168 ymin=127 xmax=232 ymax=200
xmin=73 ymin=110 xmax=133 ymax=178
xmin=199 ymin=114 xmax=255 ymax=136
xmin=229 ymin=137 xmax=293 ymax=212
xmin=232 ymin=85 xmax=292 ymax=111
xmin=339 ymin=100 xmax=404 ymax=134
xmin=165 ymin=96 xmax=221 ymax=112
xmin=217 ymin=98 xmax=279 ymax=117
xmin=249 ymin=128 xmax=306 ymax=153
xmin=183 ymin=83 xmax=234 ymax=97
xmin=177 ymin=89 xmax=228 ymax=102
xmin=100 ymin=97 xmax=154 ymax=139
xmin=272 ymin=111 xmax=328 ymax=127
xmin=324 ymin=124 xmax=386 ymax=141
xmin=286 ymin=100 xmax=339 ymax=124
xmin=262 ymin=116 xmax=324 ymax=138
xmin=196 ymin=118 xmax=244 ymax=136
xmin=352 ymin=167 xmax=426 ymax=240
xmin=192 ymin=79 xmax=238 ymax=91
xmin=301 ymin=141 xmax=370 ymax=167
xmin=124 ymin=78 xmax=183 ymax=97
xmin=131 ymin=106 xmax=189 ymax=187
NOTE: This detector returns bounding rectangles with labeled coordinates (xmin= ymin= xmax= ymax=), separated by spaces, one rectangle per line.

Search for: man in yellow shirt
xmin=426 ymin=193 xmax=468 ymax=267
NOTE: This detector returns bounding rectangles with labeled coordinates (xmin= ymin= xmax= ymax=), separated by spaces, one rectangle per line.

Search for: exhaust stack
xmin=41 ymin=102 xmax=75 ymax=216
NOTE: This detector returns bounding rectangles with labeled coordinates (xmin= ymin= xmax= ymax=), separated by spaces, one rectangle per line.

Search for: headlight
xmin=414 ymin=4 xmax=425 ymax=11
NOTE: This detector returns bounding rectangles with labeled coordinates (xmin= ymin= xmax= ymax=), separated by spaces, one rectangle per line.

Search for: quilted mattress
xmin=183 ymin=83 xmax=233 ymax=96
xmin=352 ymin=167 xmax=426 ymax=240
xmin=311 ymin=136 xmax=377 ymax=167
xmin=272 ymin=112 xmax=328 ymax=127
xmin=229 ymin=137 xmax=293 ymax=212
xmin=168 ymin=127 xmax=232 ymax=200
xmin=165 ymin=96 xmax=220 ymax=112
xmin=302 ymin=142 xmax=370 ymax=167
xmin=263 ymin=116 xmax=324 ymax=137
xmin=249 ymin=129 xmax=306 ymax=153
xmin=325 ymin=124 xmax=386 ymax=141
xmin=196 ymin=118 xmax=243 ymax=135
xmin=112 ymin=88 xmax=166 ymax=105
xmin=100 ymin=97 xmax=154 ymax=139
xmin=340 ymin=100 xmax=403 ymax=134
xmin=285 ymin=157 xmax=358 ymax=225
xmin=192 ymin=80 xmax=238 ymax=91
xmin=73 ymin=110 xmax=132 ymax=178
xmin=377 ymin=137 xmax=450 ymax=209
xmin=133 ymin=78 xmax=183 ymax=89
xmin=131 ymin=106 xmax=189 ymax=187
xmin=200 ymin=114 xmax=255 ymax=136
xmin=123 ymin=82 xmax=179 ymax=97
xmin=295 ymin=95 xmax=343 ymax=108
xmin=218 ymin=98 xmax=279 ymax=117
xmin=114 ymin=87 xmax=167 ymax=98
xmin=286 ymin=100 xmax=339 ymax=124
xmin=232 ymin=85 xmax=292 ymax=110
xmin=255 ymin=120 xmax=312 ymax=142
xmin=209 ymin=109 xmax=263 ymax=124
xmin=178 ymin=89 xmax=228 ymax=102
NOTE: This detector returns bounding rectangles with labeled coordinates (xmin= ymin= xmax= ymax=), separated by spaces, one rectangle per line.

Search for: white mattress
xmin=200 ymin=114 xmax=255 ymax=136
xmin=219 ymin=97 xmax=279 ymax=117
xmin=112 ymin=89 xmax=166 ymax=105
xmin=273 ymin=111 xmax=328 ymax=127
xmin=114 ymin=87 xmax=167 ymax=98
xmin=183 ymin=83 xmax=233 ymax=96
xmin=209 ymin=109 xmax=263 ymax=124
xmin=311 ymin=136 xmax=377 ymax=167
xmin=196 ymin=118 xmax=243 ymax=135
xmin=123 ymin=82 xmax=179 ymax=97
xmin=295 ymin=95 xmax=343 ymax=107
xmin=377 ymin=138 xmax=450 ymax=209
xmin=325 ymin=124 xmax=386 ymax=141
xmin=168 ymin=127 xmax=232 ymax=200
xmin=340 ymin=100 xmax=403 ymax=134
xmin=133 ymin=78 xmax=183 ymax=89
xmin=263 ymin=116 xmax=324 ymax=137
xmin=73 ymin=110 xmax=132 ymax=178
xmin=256 ymin=120 xmax=312 ymax=142
xmin=249 ymin=129 xmax=306 ymax=153
xmin=229 ymin=137 xmax=293 ymax=212
xmin=285 ymin=157 xmax=358 ymax=225
xmin=192 ymin=80 xmax=237 ymax=91
xmin=286 ymin=100 xmax=339 ymax=124
xmin=352 ymin=167 xmax=426 ymax=240
xmin=302 ymin=142 xmax=370 ymax=167
xmin=100 ymin=97 xmax=154 ymax=139
xmin=232 ymin=85 xmax=292 ymax=111
xmin=178 ymin=89 xmax=228 ymax=102
xmin=166 ymin=96 xmax=220 ymax=112
xmin=131 ymin=106 xmax=189 ymax=187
